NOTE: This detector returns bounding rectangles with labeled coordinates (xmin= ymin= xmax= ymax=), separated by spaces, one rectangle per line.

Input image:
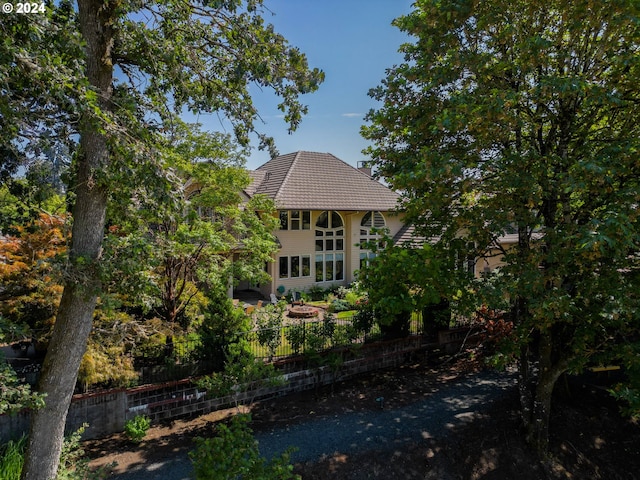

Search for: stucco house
xmin=392 ymin=223 xmax=536 ymax=278
xmin=237 ymin=151 xmax=403 ymax=298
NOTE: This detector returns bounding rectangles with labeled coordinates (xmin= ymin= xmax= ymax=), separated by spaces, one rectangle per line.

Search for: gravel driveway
xmin=113 ymin=370 xmax=516 ymax=479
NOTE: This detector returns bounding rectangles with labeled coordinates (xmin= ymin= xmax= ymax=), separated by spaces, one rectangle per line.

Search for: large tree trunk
xmin=21 ymin=1 xmax=114 ymax=478
xmin=519 ymin=330 xmax=569 ymax=456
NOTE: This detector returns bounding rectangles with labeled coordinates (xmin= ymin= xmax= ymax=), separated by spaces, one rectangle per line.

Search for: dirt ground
xmin=86 ymin=357 xmax=640 ymax=479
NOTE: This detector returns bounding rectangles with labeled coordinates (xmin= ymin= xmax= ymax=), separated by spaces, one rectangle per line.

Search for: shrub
xmin=307 ymin=285 xmax=327 ymax=301
xmin=195 ymin=288 xmax=252 ymax=372
xmin=255 ymin=303 xmax=285 ymax=361
xmin=190 ymin=414 xmax=299 ymax=480
xmin=335 ymin=286 xmax=349 ymax=299
xmin=343 ymin=290 xmax=360 ymax=308
xmin=0 ymin=361 xmax=45 ymax=415
xmin=284 ymin=321 xmax=306 ymax=355
xmin=0 ymin=425 xmax=112 ymax=480
xmin=57 ymin=424 xmax=114 ymax=479
xmin=328 ymin=298 xmax=351 ymax=313
xmin=124 ymin=415 xmax=151 ymax=443
xmin=351 ymin=306 xmax=376 ymax=340
xmin=78 ymin=343 xmax=138 ymax=392
xmin=196 ymin=353 xmax=284 ymax=407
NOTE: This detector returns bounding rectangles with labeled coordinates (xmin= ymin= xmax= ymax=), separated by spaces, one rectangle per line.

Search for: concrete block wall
xmin=0 ymin=410 xmax=30 ymax=443
xmin=67 ymin=390 xmax=128 ymax=440
xmin=1 ymin=336 xmax=425 ymax=442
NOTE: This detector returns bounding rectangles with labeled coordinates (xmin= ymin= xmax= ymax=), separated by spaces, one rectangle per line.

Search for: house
xmin=392 ymin=224 xmax=537 ymax=278
xmin=237 ymin=151 xmax=403 ymax=298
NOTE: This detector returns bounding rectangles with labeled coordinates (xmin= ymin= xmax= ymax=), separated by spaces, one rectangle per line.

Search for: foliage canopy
xmin=363 ymin=0 xmax=640 ymax=452
xmin=2 ymin=1 xmax=323 ymax=477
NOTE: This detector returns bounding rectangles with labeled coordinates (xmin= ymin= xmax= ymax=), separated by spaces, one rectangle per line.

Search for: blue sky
xmin=195 ymin=0 xmax=414 ymax=170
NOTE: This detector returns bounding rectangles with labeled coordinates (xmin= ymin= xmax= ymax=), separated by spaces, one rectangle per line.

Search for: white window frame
xmin=279 ymin=210 xmax=311 ymax=230
xmin=314 ymin=211 xmax=345 ymax=282
xmin=278 ymin=255 xmax=311 ymax=279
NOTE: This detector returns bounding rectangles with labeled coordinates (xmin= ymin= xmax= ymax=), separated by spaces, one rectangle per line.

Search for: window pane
xmin=315 ymin=255 xmax=323 ymax=282
xmin=291 ymin=256 xmax=300 ymax=277
xmin=331 ymin=212 xmax=343 ymax=228
xmin=336 ymin=257 xmax=344 ymax=280
xmin=291 ymin=210 xmax=300 ymax=219
xmin=374 ymin=211 xmax=385 ymax=227
xmin=326 ymin=239 xmax=334 ymax=251
xmin=279 ymin=211 xmax=288 ymax=230
xmin=315 ymin=230 xmax=322 ymax=237
xmin=326 ymin=254 xmax=334 ymax=281
xmin=291 ymin=219 xmax=300 ymax=230
xmin=360 ymin=253 xmax=367 ymax=269
xmin=302 ymin=211 xmax=311 ymax=229
xmin=361 ymin=212 xmax=372 ymax=227
xmin=316 ymin=211 xmax=328 ymax=229
xmin=336 ymin=239 xmax=343 ymax=250
xmin=316 ymin=239 xmax=323 ymax=251
xmin=279 ymin=257 xmax=288 ymax=278
xmin=302 ymin=256 xmax=311 ymax=276
xmin=336 ymin=229 xmax=343 ymax=236
xmin=326 ymin=231 xmax=333 ymax=237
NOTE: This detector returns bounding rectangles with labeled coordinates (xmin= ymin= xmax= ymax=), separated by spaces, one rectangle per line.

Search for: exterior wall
xmin=271 ymin=210 xmax=406 ymax=295
xmin=347 ymin=211 xmax=404 ymax=284
xmin=473 ymin=242 xmax=514 ymax=277
xmin=273 ymin=215 xmax=318 ymax=294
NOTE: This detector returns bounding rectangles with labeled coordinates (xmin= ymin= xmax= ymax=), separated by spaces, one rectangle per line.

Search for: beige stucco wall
xmin=260 ymin=210 xmax=405 ymax=296
xmin=473 ymin=243 xmax=514 ymax=277
xmin=250 ymin=218 xmax=511 ymax=298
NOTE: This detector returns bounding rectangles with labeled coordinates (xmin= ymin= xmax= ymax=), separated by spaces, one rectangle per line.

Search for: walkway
xmin=113 ymin=370 xmax=516 ymax=479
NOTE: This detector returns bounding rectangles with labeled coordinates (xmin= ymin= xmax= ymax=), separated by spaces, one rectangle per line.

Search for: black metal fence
xmin=133 ymin=312 xmax=424 ymax=384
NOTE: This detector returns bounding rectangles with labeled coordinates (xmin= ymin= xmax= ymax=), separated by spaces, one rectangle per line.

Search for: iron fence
xmin=132 ymin=312 xmax=424 ymax=384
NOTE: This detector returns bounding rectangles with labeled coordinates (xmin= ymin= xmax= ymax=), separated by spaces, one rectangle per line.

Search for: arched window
xmin=315 ymin=211 xmax=344 ymax=282
xmin=359 ymin=211 xmax=386 ymax=269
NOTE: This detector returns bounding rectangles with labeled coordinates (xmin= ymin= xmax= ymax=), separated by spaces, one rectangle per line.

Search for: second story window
xmin=359 ymin=211 xmax=386 ymax=248
xmin=279 ymin=210 xmax=311 ymax=230
xmin=315 ymin=211 xmax=345 ymax=282
xmin=359 ymin=212 xmax=386 ymax=269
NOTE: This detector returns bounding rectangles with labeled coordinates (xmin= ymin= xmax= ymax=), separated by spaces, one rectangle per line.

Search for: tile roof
xmin=248 ymin=151 xmax=400 ymax=211
xmin=392 ymin=227 xmax=537 ymax=248
xmin=392 ymin=224 xmax=429 ymax=248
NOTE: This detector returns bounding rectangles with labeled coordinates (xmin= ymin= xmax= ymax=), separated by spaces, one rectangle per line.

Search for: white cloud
xmin=341 ymin=113 xmax=363 ymax=118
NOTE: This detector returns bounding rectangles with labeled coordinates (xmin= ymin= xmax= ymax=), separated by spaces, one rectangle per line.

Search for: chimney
xmin=357 ymin=160 xmax=372 ymax=177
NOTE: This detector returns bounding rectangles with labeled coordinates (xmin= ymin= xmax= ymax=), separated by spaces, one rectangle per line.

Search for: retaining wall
xmin=1 ymin=336 xmax=424 ymax=442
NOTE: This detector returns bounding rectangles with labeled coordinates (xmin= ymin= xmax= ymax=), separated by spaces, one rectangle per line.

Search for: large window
xmin=279 ymin=255 xmax=311 ymax=279
xmin=315 ymin=211 xmax=344 ymax=282
xmin=359 ymin=211 xmax=386 ymax=268
xmin=279 ymin=210 xmax=311 ymax=230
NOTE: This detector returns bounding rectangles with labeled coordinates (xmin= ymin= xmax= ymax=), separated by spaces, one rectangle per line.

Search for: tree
xmin=190 ymin=414 xmax=299 ymax=480
xmin=359 ymin=237 xmax=442 ymax=340
xmin=3 ymin=1 xmax=323 ymax=477
xmin=363 ymin=0 xmax=640 ymax=454
xmin=0 ymin=213 xmax=68 ymax=340
xmin=103 ymin=127 xmax=279 ymax=334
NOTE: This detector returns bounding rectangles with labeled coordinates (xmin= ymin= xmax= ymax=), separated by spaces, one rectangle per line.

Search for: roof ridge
xmin=326 ymin=152 xmax=374 ymax=179
xmin=274 ymin=151 xmax=301 ymax=201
